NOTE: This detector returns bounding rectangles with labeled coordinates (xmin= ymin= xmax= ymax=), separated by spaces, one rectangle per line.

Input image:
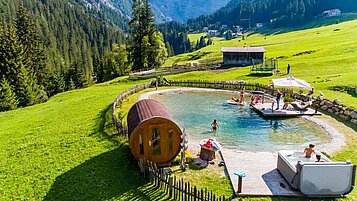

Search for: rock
xmin=339 ymin=114 xmax=348 ymax=120
xmin=339 ymin=110 xmax=344 ymax=114
xmin=351 ymin=111 xmax=357 ymax=119
xmin=327 ymin=109 xmax=334 ymax=113
xmin=325 ymin=101 xmax=333 ymax=108
xmin=333 ymin=107 xmax=339 ymax=112
xmin=344 ymin=110 xmax=350 ymax=116
xmin=351 ymin=119 xmax=357 ymax=125
xmin=320 ymin=101 xmax=325 ymax=106
xmin=338 ymin=105 xmax=343 ymax=109
xmin=335 ymin=112 xmax=340 ymax=116
xmin=321 ymin=105 xmax=328 ymax=110
xmin=193 ymin=157 xmax=208 ymax=169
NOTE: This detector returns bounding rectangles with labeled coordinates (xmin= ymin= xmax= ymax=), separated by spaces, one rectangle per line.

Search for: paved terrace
xmin=220 ymin=149 xmax=303 ymax=196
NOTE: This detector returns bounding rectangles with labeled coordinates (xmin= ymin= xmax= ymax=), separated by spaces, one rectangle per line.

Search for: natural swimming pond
xmin=150 ymin=90 xmax=331 ymax=152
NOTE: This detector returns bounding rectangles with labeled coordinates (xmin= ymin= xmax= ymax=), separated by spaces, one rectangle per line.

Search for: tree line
xmin=186 ymin=0 xmax=357 ymax=30
xmin=0 ymin=0 xmax=169 ymax=111
xmin=158 ymin=21 xmax=213 ymax=56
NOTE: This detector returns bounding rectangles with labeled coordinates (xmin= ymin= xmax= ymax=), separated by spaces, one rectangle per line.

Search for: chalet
xmin=256 ymin=23 xmax=264 ymax=28
xmin=207 ymin=30 xmax=218 ymax=37
xmin=322 ymin=9 xmax=341 ymax=17
xmin=221 ymin=47 xmax=265 ymax=66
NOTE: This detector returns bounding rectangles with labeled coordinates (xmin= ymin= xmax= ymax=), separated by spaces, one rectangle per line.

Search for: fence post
xmin=169 ymin=177 xmax=173 ymax=198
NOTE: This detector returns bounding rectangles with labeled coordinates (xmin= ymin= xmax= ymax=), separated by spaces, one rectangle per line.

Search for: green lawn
xmin=1 ymin=21 xmax=357 ymax=200
xmin=165 ymin=19 xmax=357 ymax=109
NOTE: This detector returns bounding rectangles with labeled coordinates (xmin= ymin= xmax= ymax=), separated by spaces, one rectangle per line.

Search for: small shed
xmin=221 ymin=47 xmax=265 ymax=66
xmin=127 ymin=99 xmax=182 ymax=164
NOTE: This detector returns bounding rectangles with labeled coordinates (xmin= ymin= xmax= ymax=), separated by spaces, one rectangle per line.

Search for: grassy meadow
xmin=1 ymin=20 xmax=357 ymax=201
xmin=165 ymin=19 xmax=357 ymax=108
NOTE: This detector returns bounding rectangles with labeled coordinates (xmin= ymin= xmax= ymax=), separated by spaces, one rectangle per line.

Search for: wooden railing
xmin=112 ymin=82 xmax=152 ymax=137
xmin=167 ymin=80 xmax=293 ymax=96
xmin=147 ymin=161 xmax=231 ymax=201
xmin=129 ymin=62 xmax=222 ymax=79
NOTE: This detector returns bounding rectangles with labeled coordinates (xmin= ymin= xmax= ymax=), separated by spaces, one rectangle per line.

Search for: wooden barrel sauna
xmin=127 ymin=99 xmax=182 ymax=164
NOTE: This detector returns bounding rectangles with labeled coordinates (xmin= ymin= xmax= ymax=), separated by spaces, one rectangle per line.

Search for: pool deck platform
xmin=220 ymin=149 xmax=303 ymax=196
xmin=251 ymin=103 xmax=321 ymax=117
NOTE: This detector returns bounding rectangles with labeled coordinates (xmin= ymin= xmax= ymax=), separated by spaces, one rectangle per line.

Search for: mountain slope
xmin=86 ymin=0 xmax=230 ymax=23
xmin=150 ymin=0 xmax=230 ymax=23
xmin=187 ymin=0 xmax=357 ymax=29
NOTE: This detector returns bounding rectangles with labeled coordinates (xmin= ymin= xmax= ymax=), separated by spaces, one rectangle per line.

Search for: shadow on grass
xmin=328 ymin=86 xmax=357 ymax=99
xmin=247 ymin=73 xmax=273 ymax=77
xmin=44 ymin=104 xmax=155 ymax=201
xmin=43 ymin=148 xmax=148 ymax=201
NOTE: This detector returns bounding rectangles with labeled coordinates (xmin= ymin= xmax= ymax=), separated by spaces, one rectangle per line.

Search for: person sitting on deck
xmin=254 ymin=96 xmax=262 ymax=104
xmin=250 ymin=96 xmax=255 ymax=105
xmin=239 ymin=90 xmax=244 ymax=103
xmin=303 ymin=144 xmax=315 ymax=158
xmin=290 ymin=101 xmax=311 ymax=111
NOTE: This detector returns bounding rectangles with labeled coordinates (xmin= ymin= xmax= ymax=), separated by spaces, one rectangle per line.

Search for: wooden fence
xmin=112 ymin=82 xmax=152 ymax=137
xmin=129 ymin=62 xmax=222 ymax=79
xmin=147 ymin=161 xmax=230 ymax=201
xmin=167 ymin=80 xmax=293 ymax=96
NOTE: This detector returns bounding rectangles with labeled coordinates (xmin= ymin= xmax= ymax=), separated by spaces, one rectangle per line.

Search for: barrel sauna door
xmin=148 ymin=124 xmax=164 ymax=162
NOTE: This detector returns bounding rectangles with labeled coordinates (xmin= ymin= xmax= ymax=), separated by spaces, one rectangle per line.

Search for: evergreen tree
xmin=129 ymin=0 xmax=167 ymax=70
xmin=225 ymin=30 xmax=233 ymax=40
xmin=0 ymin=78 xmax=18 ymax=111
xmin=15 ymin=3 xmax=47 ymax=88
xmin=198 ymin=36 xmax=206 ymax=48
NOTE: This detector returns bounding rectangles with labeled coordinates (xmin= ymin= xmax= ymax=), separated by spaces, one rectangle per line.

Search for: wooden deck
xmin=220 ymin=149 xmax=303 ymax=196
xmin=251 ymin=103 xmax=321 ymax=117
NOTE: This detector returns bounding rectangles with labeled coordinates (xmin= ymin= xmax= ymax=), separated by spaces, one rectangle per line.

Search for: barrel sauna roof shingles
xmin=127 ymin=99 xmax=172 ymax=135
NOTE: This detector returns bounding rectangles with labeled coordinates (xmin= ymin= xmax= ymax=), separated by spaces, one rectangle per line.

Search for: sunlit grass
xmin=165 ymin=20 xmax=357 ymax=108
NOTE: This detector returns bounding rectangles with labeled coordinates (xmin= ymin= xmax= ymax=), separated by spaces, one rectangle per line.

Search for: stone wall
xmin=313 ymin=99 xmax=357 ymax=126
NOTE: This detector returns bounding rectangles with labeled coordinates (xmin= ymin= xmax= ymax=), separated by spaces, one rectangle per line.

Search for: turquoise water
xmin=151 ymin=91 xmax=330 ymax=152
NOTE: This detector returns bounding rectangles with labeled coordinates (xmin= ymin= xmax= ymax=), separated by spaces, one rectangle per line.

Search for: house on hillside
xmin=322 ymin=9 xmax=341 ymax=17
xmin=207 ymin=30 xmax=218 ymax=37
xmin=256 ymin=23 xmax=264 ymax=28
xmin=221 ymin=47 xmax=265 ymax=66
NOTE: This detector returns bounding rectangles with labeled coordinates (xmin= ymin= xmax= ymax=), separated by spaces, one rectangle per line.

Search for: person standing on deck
xmin=276 ymin=90 xmax=282 ymax=110
xmin=287 ymin=64 xmax=291 ymax=74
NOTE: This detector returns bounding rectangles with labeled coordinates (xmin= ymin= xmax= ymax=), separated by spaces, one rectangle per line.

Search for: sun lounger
xmin=290 ymin=102 xmax=310 ymax=111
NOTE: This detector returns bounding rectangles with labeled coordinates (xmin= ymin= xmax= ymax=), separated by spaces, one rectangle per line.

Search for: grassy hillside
xmin=0 ymin=78 xmax=151 ymax=200
xmin=164 ymin=20 xmax=357 ymax=108
xmin=1 ymin=21 xmax=357 ymax=200
xmin=0 ymin=75 xmax=356 ymax=201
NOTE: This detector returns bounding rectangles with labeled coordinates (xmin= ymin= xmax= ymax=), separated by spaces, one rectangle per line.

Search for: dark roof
xmin=221 ymin=47 xmax=266 ymax=53
xmin=127 ymin=99 xmax=173 ymax=135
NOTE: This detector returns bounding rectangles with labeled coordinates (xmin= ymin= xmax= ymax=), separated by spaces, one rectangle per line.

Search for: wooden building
xmin=221 ymin=47 xmax=265 ymax=66
xmin=127 ymin=99 xmax=182 ymax=164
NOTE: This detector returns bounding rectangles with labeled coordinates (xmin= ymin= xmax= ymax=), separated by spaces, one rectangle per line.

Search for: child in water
xmin=211 ymin=119 xmax=219 ymax=132
xmin=303 ymin=144 xmax=315 ymax=158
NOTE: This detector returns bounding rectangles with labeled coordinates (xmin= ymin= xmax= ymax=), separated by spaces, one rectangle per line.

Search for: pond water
xmin=151 ymin=90 xmax=331 ymax=152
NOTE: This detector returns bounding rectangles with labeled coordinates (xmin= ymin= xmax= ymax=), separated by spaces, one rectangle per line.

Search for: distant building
xmin=232 ymin=32 xmax=243 ymax=38
xmin=207 ymin=30 xmax=218 ymax=37
xmin=323 ymin=9 xmax=341 ymax=17
xmin=221 ymin=24 xmax=228 ymax=29
xmin=221 ymin=47 xmax=265 ymax=66
xmin=256 ymin=23 xmax=264 ymax=28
